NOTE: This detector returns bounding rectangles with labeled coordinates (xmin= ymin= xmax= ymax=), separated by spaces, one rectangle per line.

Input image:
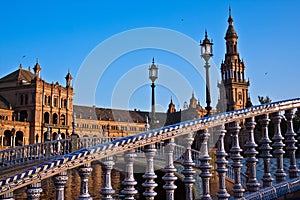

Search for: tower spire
xmin=228 ymin=6 xmax=233 ymax=25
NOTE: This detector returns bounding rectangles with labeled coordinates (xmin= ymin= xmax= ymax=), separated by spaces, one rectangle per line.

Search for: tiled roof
xmin=0 ymin=68 xmax=34 ymax=83
xmin=73 ymin=105 xmax=98 ymax=120
xmin=0 ymin=96 xmax=10 ymax=110
xmin=73 ymin=105 xmax=176 ymax=127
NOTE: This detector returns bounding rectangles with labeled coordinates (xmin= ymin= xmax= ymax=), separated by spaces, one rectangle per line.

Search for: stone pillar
xmin=54 ymin=171 xmax=68 ymax=200
xmin=182 ymin=133 xmax=196 ymax=200
xmin=272 ymin=112 xmax=286 ymax=183
xmin=121 ymin=150 xmax=137 ymax=200
xmin=162 ymin=138 xmax=177 ymax=200
xmin=244 ymin=117 xmax=260 ymax=191
xmin=77 ymin=163 xmax=93 ymax=200
xmin=0 ymin=192 xmax=14 ymax=200
xmin=229 ymin=122 xmax=244 ymax=199
xmin=198 ymin=129 xmax=212 ymax=200
xmin=215 ymin=125 xmax=230 ymax=200
xmin=27 ymin=182 xmax=43 ymax=200
xmin=142 ymin=144 xmax=157 ymax=200
xmin=100 ymin=156 xmax=115 ymax=200
xmin=284 ymin=109 xmax=299 ymax=178
xmin=259 ymin=114 xmax=273 ymax=187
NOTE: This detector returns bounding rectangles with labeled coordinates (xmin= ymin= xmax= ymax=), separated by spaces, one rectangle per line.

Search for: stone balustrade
xmin=0 ymin=98 xmax=300 ymax=199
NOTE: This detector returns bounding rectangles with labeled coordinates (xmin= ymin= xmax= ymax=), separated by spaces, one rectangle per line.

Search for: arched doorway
xmin=61 ymin=132 xmax=66 ymax=139
xmin=3 ymin=130 xmax=12 ymax=146
xmin=15 ymin=131 xmax=23 ymax=146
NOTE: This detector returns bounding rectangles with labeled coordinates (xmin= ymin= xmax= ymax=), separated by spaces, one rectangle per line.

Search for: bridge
xmin=1 ymin=98 xmax=300 ymax=200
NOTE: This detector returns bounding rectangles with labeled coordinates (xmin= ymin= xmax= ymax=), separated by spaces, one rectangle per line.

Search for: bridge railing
xmin=0 ymin=136 xmax=119 ymax=170
xmin=1 ymin=98 xmax=300 ymax=200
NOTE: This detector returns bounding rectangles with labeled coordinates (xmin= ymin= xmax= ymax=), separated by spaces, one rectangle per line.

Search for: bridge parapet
xmin=1 ymin=98 xmax=300 ymax=199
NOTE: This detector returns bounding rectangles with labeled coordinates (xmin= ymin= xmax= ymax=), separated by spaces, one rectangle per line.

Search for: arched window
xmin=53 ymin=113 xmax=58 ymax=124
xmin=47 ymin=96 xmax=51 ymax=106
xmin=44 ymin=112 xmax=50 ymax=124
xmin=15 ymin=131 xmax=23 ymax=146
xmin=52 ymin=132 xmax=57 ymax=140
xmin=20 ymin=110 xmax=28 ymax=122
xmin=60 ymin=114 xmax=66 ymax=125
xmin=3 ymin=130 xmax=12 ymax=146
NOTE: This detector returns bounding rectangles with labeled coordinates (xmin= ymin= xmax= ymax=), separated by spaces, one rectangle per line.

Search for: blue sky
xmin=0 ymin=0 xmax=299 ymax=112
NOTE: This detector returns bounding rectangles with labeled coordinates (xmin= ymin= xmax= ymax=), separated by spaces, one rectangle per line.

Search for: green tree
xmin=258 ymin=96 xmax=272 ymax=104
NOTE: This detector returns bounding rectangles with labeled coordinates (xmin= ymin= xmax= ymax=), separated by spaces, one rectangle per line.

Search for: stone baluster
xmin=162 ymin=138 xmax=177 ymax=200
xmin=272 ymin=112 xmax=286 ymax=183
xmin=142 ymin=144 xmax=157 ymax=200
xmin=182 ymin=133 xmax=196 ymax=200
xmin=54 ymin=171 xmax=68 ymax=200
xmin=121 ymin=150 xmax=138 ymax=199
xmin=259 ymin=114 xmax=273 ymax=187
xmin=244 ymin=117 xmax=260 ymax=191
xmin=100 ymin=156 xmax=115 ymax=200
xmin=215 ymin=125 xmax=230 ymax=200
xmin=297 ymin=108 xmax=300 ymax=154
xmin=284 ymin=109 xmax=299 ymax=178
xmin=27 ymin=182 xmax=43 ymax=200
xmin=0 ymin=192 xmax=14 ymax=200
xmin=198 ymin=129 xmax=212 ymax=200
xmin=229 ymin=121 xmax=244 ymax=199
xmin=78 ymin=163 xmax=93 ymax=200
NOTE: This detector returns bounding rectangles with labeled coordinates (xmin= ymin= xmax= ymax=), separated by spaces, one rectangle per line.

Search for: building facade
xmin=0 ymin=62 xmax=73 ymax=147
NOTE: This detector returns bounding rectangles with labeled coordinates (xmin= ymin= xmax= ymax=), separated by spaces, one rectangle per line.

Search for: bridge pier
xmin=0 ymin=192 xmax=13 ymax=200
xmin=54 ymin=171 xmax=68 ymax=200
xmin=77 ymin=163 xmax=93 ymax=200
xmin=27 ymin=182 xmax=43 ymax=200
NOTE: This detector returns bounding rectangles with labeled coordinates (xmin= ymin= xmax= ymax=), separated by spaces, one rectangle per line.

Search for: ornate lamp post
xmin=201 ymin=30 xmax=213 ymax=116
xmin=149 ymin=58 xmax=158 ymax=128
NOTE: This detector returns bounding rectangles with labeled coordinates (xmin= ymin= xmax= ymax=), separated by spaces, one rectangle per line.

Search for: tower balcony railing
xmin=1 ymin=98 xmax=300 ymax=199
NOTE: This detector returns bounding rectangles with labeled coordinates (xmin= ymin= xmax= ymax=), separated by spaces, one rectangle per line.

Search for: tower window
xmin=238 ymin=92 xmax=243 ymax=100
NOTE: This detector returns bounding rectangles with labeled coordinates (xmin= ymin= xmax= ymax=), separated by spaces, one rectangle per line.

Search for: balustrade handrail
xmin=0 ymin=138 xmax=71 ymax=153
xmin=1 ymin=98 xmax=300 ymax=196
